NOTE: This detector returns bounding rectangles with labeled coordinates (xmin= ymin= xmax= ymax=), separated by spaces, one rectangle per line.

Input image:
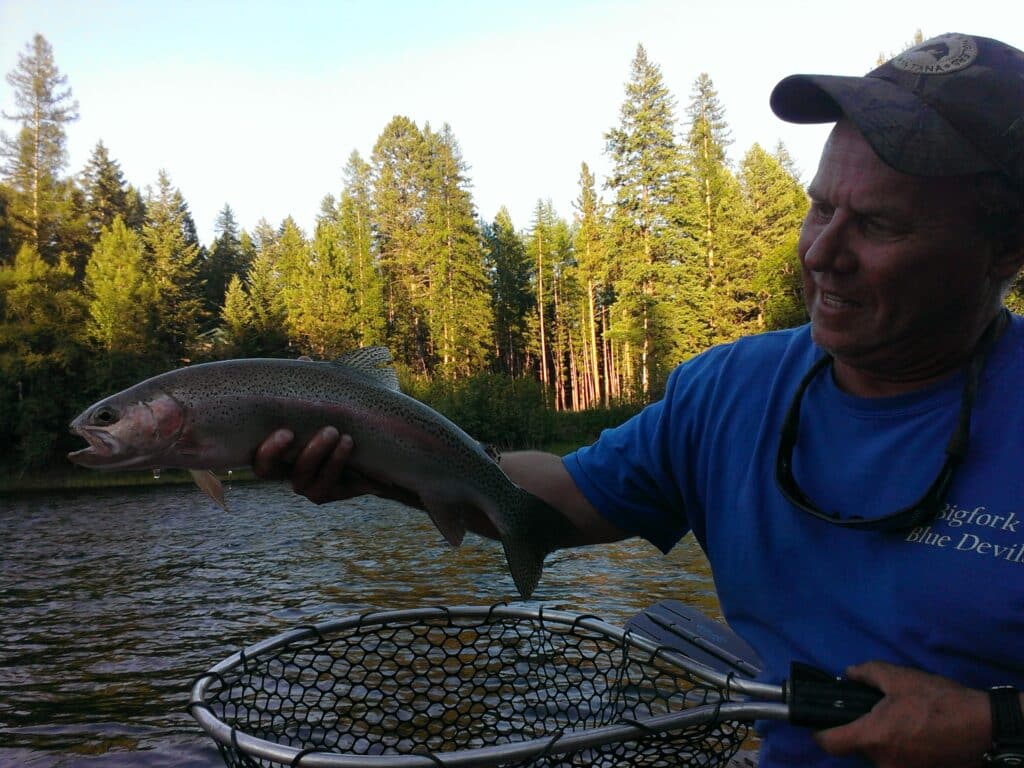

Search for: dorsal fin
xmin=331 ymin=346 xmax=400 ymax=391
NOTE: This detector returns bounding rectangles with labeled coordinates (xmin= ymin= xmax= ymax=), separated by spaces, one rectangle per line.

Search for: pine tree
xmin=49 ymin=176 xmax=92 ymax=279
xmin=421 ymin=123 xmax=493 ymax=378
xmin=81 ymin=141 xmax=131 ymax=239
xmin=0 ymin=35 xmax=79 ymax=263
xmin=84 ymin=216 xmax=151 ymax=355
xmin=245 ymin=240 xmax=289 ymax=356
xmin=0 ymin=183 xmax=14 ymax=263
xmin=741 ymin=143 xmax=809 ymax=330
xmin=219 ymin=273 xmax=255 ymax=356
xmin=686 ymin=72 xmax=748 ymax=343
xmin=318 ymin=194 xmax=338 ymax=225
xmin=239 ymin=229 xmax=257 ymax=266
xmin=484 ymin=207 xmax=532 ymax=378
xmin=740 ymin=144 xmax=807 ymax=261
xmin=525 ymin=200 xmax=558 ymax=393
xmin=572 ymin=162 xmax=609 ymax=407
xmin=199 ymin=203 xmax=247 ymax=313
xmin=372 ymin=116 xmax=431 ymax=371
xmin=687 ymin=72 xmax=732 ymax=277
xmin=605 ymin=44 xmax=699 ymax=397
xmin=76 ymin=141 xmax=144 ymax=281
xmin=174 ymin=187 xmax=202 ymax=252
xmin=755 ymin=232 xmax=808 ymax=330
xmin=286 ymin=216 xmax=359 ymax=358
xmin=0 ymin=242 xmax=87 ymax=468
xmin=274 ymin=215 xmax=312 ymax=348
xmin=251 ymin=218 xmax=278 ymax=255
xmin=545 ymin=213 xmax=576 ymax=410
xmin=143 ymin=170 xmax=205 ymax=363
xmin=773 ymin=141 xmax=804 ymax=185
xmin=338 ymin=151 xmax=385 ymax=347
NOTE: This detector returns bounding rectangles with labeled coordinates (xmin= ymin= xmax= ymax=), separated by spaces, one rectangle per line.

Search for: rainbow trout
xmin=67 ymin=347 xmax=572 ymax=597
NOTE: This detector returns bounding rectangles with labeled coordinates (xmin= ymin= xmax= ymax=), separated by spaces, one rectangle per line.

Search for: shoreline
xmin=0 ymin=468 xmax=257 ymax=495
xmin=0 ymin=442 xmax=582 ymax=496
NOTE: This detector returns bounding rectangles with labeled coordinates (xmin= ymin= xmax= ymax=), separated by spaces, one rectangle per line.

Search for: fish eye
xmin=94 ymin=406 xmax=119 ymax=425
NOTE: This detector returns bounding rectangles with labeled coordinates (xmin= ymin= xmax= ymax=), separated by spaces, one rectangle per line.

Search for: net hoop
xmin=189 ymin=604 xmax=756 ymax=767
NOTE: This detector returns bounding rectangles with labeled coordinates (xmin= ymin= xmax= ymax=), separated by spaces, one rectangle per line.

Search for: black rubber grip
xmin=786 ymin=662 xmax=884 ymax=729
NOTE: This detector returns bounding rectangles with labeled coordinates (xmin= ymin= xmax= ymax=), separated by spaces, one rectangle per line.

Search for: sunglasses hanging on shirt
xmin=774 ymin=309 xmax=1009 ymax=532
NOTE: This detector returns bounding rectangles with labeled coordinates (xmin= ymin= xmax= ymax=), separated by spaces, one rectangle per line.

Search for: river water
xmin=1 ymin=481 xmax=718 ymax=767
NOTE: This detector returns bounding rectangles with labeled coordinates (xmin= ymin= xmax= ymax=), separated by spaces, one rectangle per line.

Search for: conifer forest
xmin=7 ymin=33 xmax=979 ymax=476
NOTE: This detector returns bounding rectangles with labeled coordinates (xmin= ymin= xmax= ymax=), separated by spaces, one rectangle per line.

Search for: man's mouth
xmin=820 ymin=290 xmax=859 ymax=309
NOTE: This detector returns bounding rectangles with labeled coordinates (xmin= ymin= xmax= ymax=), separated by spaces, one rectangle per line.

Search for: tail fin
xmin=501 ymin=489 xmax=578 ymax=599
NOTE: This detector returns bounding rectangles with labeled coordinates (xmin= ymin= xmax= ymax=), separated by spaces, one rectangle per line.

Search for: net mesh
xmin=193 ymin=607 xmax=750 ymax=767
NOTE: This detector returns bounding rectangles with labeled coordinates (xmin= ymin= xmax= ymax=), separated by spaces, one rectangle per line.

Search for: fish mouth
xmin=67 ymin=426 xmax=121 ymax=466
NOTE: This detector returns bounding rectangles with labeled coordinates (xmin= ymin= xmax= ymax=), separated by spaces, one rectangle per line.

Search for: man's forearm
xmin=499 ymin=450 xmax=629 ymax=547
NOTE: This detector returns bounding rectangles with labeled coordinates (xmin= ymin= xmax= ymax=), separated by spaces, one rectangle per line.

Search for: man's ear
xmin=989 ymin=222 xmax=1024 ymax=282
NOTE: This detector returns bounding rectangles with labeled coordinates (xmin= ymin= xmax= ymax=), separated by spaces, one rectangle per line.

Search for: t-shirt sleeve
xmin=562 ymin=365 xmax=697 ymax=554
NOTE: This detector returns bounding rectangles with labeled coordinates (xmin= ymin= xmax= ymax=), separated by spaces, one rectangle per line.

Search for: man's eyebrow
xmin=803 ymin=187 xmax=904 ymax=217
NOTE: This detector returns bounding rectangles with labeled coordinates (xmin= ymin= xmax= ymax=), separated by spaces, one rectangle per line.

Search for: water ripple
xmin=0 ymin=481 xmax=716 ymax=765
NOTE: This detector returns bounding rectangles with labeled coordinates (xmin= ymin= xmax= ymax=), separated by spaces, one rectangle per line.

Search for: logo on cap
xmin=891 ymin=34 xmax=978 ymax=75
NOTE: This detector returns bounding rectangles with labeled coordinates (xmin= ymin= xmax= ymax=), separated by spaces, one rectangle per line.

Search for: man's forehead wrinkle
xmin=807 ymin=161 xmax=894 ymax=210
xmin=811 ymin=124 xmax=951 ymax=218
xmin=811 ymin=168 xmax=954 ymax=219
xmin=810 ymin=162 xmax=978 ymax=232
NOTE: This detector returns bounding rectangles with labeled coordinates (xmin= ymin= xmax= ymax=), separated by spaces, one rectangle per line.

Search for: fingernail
xmin=321 ymin=426 xmax=340 ymax=441
xmin=274 ymin=429 xmax=294 ymax=447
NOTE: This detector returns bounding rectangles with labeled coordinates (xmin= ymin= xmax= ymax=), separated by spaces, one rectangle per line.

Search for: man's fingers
xmin=291 ymin=426 xmax=342 ymax=496
xmin=252 ymin=428 xmax=295 ymax=479
xmin=252 ymin=426 xmax=362 ymax=504
xmin=299 ymin=432 xmax=362 ymax=504
xmin=845 ymin=661 xmax=918 ymax=695
xmin=814 ymin=720 xmax=868 ymax=757
xmin=813 ymin=662 xmax=890 ymax=756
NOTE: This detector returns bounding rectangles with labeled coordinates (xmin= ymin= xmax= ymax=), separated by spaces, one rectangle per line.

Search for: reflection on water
xmin=0 ymin=481 xmax=717 ymax=766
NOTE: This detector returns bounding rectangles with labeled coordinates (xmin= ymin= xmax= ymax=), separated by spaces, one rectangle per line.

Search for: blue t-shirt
xmin=563 ymin=315 xmax=1024 ymax=767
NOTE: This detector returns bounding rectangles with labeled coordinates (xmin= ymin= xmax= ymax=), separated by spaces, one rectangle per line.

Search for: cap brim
xmin=770 ymin=73 xmax=998 ymax=178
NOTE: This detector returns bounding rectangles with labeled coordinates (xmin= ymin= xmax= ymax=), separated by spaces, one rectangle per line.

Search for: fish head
xmin=68 ymin=387 xmax=187 ymax=470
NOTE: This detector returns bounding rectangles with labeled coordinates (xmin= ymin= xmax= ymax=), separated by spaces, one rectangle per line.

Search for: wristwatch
xmin=986 ymin=686 xmax=1024 ymax=765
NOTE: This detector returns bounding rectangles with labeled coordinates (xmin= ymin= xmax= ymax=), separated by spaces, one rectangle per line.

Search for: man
xmin=255 ymin=33 xmax=1024 ymax=767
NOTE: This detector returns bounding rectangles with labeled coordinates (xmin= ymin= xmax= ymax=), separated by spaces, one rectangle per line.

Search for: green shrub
xmin=401 ymin=371 xmax=642 ymax=451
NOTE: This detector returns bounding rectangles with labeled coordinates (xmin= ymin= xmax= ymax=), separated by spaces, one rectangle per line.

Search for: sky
xmin=0 ymin=1 xmax=1019 ymax=245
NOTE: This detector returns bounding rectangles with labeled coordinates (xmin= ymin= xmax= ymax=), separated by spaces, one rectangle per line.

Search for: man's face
xmin=798 ymin=120 xmax=1000 ymax=387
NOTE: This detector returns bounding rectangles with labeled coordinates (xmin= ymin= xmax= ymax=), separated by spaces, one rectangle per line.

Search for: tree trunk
xmin=588 ymin=278 xmax=603 ymax=406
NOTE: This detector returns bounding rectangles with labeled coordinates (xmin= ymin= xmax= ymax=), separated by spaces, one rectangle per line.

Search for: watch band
xmin=987 ymin=686 xmax=1024 ymax=765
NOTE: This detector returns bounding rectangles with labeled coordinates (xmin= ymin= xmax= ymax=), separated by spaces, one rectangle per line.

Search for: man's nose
xmin=802 ymin=212 xmax=856 ymax=273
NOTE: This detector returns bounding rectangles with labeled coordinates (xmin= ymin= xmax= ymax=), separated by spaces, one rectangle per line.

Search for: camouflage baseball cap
xmin=770 ymin=33 xmax=1024 ymax=192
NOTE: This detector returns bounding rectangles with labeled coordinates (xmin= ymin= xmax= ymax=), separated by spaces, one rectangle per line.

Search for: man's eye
xmin=809 ymin=202 xmax=834 ymax=222
xmin=860 ymin=217 xmax=900 ymax=237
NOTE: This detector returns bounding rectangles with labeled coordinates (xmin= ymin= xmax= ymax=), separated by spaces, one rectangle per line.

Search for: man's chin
xmin=809 ymin=322 xmax=872 ymax=361
xmin=809 ymin=320 xmax=847 ymax=353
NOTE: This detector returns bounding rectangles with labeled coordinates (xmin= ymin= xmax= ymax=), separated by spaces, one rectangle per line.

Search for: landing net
xmin=189 ymin=604 xmax=750 ymax=767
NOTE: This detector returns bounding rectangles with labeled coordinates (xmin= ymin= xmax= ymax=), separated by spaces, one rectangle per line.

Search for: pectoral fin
xmin=190 ymin=470 xmax=227 ymax=510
